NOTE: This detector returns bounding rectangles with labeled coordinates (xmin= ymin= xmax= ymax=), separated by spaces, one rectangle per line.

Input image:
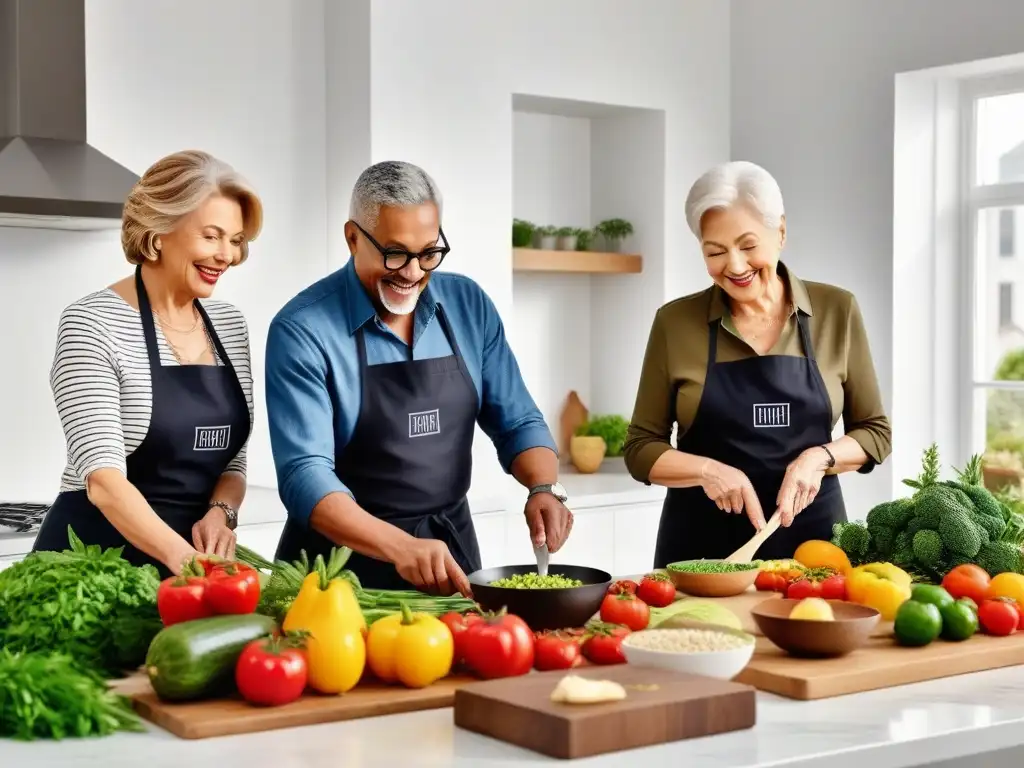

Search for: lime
xmin=911 ymin=584 xmax=954 ymax=610
xmin=939 ymin=599 xmax=979 ymax=642
xmin=894 ymin=600 xmax=942 ymax=647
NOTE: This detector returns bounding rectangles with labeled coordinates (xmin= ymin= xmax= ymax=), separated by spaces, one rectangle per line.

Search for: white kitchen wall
xmin=0 ymin=0 xmax=327 ymax=501
xmin=730 ymin=0 xmax=1024 ymax=518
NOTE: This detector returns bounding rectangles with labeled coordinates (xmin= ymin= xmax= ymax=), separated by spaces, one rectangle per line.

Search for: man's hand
xmin=524 ymin=492 xmax=573 ymax=553
xmin=393 ymin=538 xmax=473 ymax=597
xmin=192 ymin=507 xmax=237 ymax=559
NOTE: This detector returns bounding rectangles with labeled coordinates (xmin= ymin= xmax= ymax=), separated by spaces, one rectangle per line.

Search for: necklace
xmin=153 ymin=305 xmax=200 ymax=334
xmin=732 ymin=301 xmax=793 ymax=343
xmin=163 ymin=321 xmax=213 ymax=365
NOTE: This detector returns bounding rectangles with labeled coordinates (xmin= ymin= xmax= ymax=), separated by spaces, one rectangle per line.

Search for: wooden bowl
xmin=665 ymin=561 xmax=759 ymax=597
xmin=750 ymin=599 xmax=880 ymax=658
xmin=569 ymin=435 xmax=606 ymax=474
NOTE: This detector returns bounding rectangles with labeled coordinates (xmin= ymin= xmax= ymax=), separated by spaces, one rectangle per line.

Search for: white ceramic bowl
xmin=620 ymin=625 xmax=756 ymax=680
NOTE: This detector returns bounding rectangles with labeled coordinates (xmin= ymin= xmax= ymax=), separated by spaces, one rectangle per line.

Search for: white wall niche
xmin=509 ymin=94 xmax=666 ymax=464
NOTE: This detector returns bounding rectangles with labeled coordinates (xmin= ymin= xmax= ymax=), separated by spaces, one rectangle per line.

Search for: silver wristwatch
xmin=528 ymin=482 xmax=568 ymax=503
xmin=209 ymin=501 xmax=238 ymax=530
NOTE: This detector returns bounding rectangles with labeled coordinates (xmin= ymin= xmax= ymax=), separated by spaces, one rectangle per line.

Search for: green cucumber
xmin=145 ymin=613 xmax=278 ymax=701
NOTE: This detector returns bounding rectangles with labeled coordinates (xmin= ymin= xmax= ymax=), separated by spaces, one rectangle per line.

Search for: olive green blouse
xmin=622 ymin=263 xmax=892 ymax=483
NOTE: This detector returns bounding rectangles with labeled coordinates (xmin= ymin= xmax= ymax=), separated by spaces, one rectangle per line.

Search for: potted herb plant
xmin=572 ymin=414 xmax=629 ymax=473
xmin=556 ymin=227 xmax=579 ymax=251
xmin=575 ymin=228 xmax=594 ymax=251
xmin=535 ymin=225 xmax=558 ymax=250
xmin=594 ymin=218 xmax=634 ymax=252
xmin=512 ymin=218 xmax=536 ymax=248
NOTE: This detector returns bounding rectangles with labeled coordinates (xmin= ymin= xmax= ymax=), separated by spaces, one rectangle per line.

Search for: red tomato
xmin=819 ymin=574 xmax=847 ymax=601
xmin=636 ymin=574 xmax=676 ymax=608
xmin=755 ymin=571 xmax=788 ymax=592
xmin=978 ymin=599 xmax=1018 ymax=636
xmin=533 ymin=631 xmax=583 ymax=671
xmin=607 ymin=580 xmax=638 ymax=595
xmin=581 ymin=623 xmax=629 ymax=665
xmin=942 ymin=564 xmax=991 ymax=605
xmin=599 ymin=592 xmax=651 ymax=631
xmin=461 ymin=610 xmax=535 ymax=679
xmin=786 ymin=578 xmax=822 ymax=600
xmin=235 ymin=636 xmax=308 ymax=707
xmin=439 ymin=611 xmax=483 ymax=665
xmin=157 ymin=575 xmax=212 ymax=626
xmin=205 ymin=563 xmax=261 ymax=615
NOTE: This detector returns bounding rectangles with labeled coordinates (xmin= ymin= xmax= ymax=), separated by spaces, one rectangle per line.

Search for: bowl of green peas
xmin=664 ymin=560 xmax=760 ymax=598
xmin=468 ymin=564 xmax=613 ymax=631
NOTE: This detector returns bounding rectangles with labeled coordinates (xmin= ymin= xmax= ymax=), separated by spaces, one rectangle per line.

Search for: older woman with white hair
xmin=624 ymin=160 xmax=891 ymax=565
xmin=32 ymin=150 xmax=261 ymax=577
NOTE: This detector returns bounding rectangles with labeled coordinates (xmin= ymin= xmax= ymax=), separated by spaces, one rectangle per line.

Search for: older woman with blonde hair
xmin=624 ymin=160 xmax=891 ymax=565
xmin=32 ymin=150 xmax=262 ymax=576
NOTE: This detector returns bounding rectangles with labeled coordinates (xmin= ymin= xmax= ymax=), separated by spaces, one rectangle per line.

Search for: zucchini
xmin=145 ymin=613 xmax=278 ymax=701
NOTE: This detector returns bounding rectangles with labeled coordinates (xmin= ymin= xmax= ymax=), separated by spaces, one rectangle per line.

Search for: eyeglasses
xmin=352 ymin=221 xmax=450 ymax=272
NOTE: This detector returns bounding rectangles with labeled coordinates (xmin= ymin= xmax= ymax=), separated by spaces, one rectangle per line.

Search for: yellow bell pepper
xmin=282 ymin=569 xmax=366 ymax=694
xmin=366 ymin=602 xmax=454 ymax=688
xmin=846 ymin=562 xmax=912 ymax=620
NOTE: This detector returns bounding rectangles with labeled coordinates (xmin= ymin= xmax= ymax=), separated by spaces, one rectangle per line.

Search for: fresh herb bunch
xmin=0 ymin=649 xmax=144 ymax=740
xmin=234 ymin=544 xmax=477 ymax=624
xmin=575 ymin=414 xmax=629 ymax=457
xmin=666 ymin=560 xmax=759 ymax=573
xmin=0 ymin=528 xmax=163 ymax=678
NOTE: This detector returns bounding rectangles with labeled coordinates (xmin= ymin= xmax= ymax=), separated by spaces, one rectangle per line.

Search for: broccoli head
xmin=975 ymin=541 xmax=1024 ymax=576
xmin=911 ymin=529 xmax=945 ymax=566
xmin=833 ymin=521 xmax=870 ymax=561
xmin=973 ymin=512 xmax=1007 ymax=543
xmin=937 ymin=507 xmax=983 ymax=558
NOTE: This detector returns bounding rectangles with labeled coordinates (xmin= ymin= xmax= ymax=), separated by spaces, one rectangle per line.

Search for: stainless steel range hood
xmin=0 ymin=0 xmax=138 ymax=230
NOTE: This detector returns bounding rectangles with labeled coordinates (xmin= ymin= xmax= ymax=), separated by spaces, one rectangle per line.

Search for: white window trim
xmin=959 ymin=70 xmax=1024 ymax=458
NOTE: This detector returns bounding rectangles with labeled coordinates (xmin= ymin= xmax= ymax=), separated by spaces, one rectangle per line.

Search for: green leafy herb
xmin=0 ymin=527 xmax=162 ymax=678
xmin=666 ymin=560 xmax=759 ymax=574
xmin=575 ymin=414 xmax=629 ymax=457
xmin=0 ymin=649 xmax=144 ymax=740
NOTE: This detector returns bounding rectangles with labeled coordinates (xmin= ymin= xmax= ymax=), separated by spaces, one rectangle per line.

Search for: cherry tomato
xmin=636 ymin=573 xmax=676 ymax=608
xmin=607 ymin=580 xmax=638 ymax=595
xmin=157 ymin=574 xmax=211 ymax=626
xmin=461 ymin=610 xmax=534 ymax=679
xmin=205 ymin=563 xmax=261 ymax=615
xmin=581 ymin=623 xmax=629 ymax=665
xmin=942 ymin=564 xmax=991 ymax=605
xmin=978 ymin=598 xmax=1018 ymax=636
xmin=755 ymin=571 xmax=788 ymax=592
xmin=235 ymin=635 xmax=308 ymax=707
xmin=786 ymin=578 xmax=823 ymax=600
xmin=533 ymin=631 xmax=583 ymax=671
xmin=819 ymin=574 xmax=847 ymax=600
xmin=599 ymin=592 xmax=651 ymax=631
xmin=439 ymin=611 xmax=483 ymax=665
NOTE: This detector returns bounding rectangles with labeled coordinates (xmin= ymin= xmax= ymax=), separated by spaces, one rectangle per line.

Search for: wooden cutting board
xmin=114 ymin=672 xmax=477 ymax=739
xmin=453 ymin=665 xmax=756 ymax=760
xmin=685 ymin=587 xmax=1024 ymax=700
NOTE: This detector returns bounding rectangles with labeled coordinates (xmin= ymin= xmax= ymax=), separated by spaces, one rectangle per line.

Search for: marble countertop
xmin=6 ymin=665 xmax=1024 ymax=767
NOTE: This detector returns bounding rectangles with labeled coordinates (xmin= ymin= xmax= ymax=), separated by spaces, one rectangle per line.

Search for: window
xmin=999 ymin=282 xmax=1014 ymax=327
xmin=962 ymin=75 xmax=1024 ymax=476
xmin=999 ymin=208 xmax=1015 ymax=256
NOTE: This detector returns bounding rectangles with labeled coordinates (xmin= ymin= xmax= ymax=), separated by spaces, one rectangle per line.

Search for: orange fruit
xmin=792 ymin=540 xmax=852 ymax=575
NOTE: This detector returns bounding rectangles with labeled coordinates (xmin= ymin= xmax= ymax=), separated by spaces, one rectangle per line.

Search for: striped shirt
xmin=50 ymin=289 xmax=254 ymax=493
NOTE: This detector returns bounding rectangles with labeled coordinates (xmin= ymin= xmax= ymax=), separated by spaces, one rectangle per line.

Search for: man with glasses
xmin=265 ymin=161 xmax=573 ymax=596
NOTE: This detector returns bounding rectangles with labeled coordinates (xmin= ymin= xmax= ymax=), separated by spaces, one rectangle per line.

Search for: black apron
xmin=275 ymin=304 xmax=482 ymax=591
xmin=653 ymin=306 xmax=846 ymax=567
xmin=33 ymin=267 xmax=251 ymax=578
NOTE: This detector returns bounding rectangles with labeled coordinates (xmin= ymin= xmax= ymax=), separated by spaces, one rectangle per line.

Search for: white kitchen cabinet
xmin=612 ymin=501 xmax=664 ymax=576
xmin=235 ymin=522 xmax=286 ymax=561
xmin=472 ymin=511 xmax=507 ymax=570
xmin=505 ymin=505 xmax=616 ymax=572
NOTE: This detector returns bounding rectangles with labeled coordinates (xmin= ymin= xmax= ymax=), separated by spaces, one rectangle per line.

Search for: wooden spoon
xmin=725 ymin=514 xmax=782 ymax=563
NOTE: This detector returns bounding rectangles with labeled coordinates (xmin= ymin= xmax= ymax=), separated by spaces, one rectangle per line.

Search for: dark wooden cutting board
xmin=453 ymin=664 xmax=756 ymax=759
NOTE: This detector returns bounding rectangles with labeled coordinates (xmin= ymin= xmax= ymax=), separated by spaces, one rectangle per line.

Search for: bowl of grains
xmin=467 ymin=564 xmax=612 ymax=631
xmin=664 ymin=560 xmax=760 ymax=598
xmin=620 ymin=624 xmax=756 ymax=679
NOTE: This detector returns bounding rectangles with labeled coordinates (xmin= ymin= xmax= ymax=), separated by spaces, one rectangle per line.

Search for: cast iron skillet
xmin=468 ymin=564 xmax=613 ymax=632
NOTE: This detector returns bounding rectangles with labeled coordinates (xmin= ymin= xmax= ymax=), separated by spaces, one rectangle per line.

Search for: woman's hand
xmin=192 ymin=507 xmax=237 ymax=560
xmin=776 ymin=449 xmax=829 ymax=527
xmin=700 ymin=460 xmax=766 ymax=530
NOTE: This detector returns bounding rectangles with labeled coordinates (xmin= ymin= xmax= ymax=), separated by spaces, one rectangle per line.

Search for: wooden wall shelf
xmin=512 ymin=248 xmax=642 ymax=275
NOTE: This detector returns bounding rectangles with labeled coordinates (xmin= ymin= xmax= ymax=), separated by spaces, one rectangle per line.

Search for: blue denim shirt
xmin=265 ymin=260 xmax=557 ymax=525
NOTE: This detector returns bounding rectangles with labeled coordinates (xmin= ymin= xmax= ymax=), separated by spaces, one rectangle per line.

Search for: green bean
xmin=666 ymin=560 xmax=759 ymax=574
xmin=489 ymin=572 xmax=584 ymax=589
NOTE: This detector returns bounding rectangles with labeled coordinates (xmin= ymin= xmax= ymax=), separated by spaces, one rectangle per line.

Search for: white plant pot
xmin=538 ymin=234 xmax=558 ymax=249
xmin=557 ymin=235 xmax=578 ymax=251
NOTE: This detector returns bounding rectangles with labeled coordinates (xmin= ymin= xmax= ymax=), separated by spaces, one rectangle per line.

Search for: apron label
xmin=753 ymin=403 xmax=790 ymax=428
xmin=194 ymin=425 xmax=232 ymax=451
xmin=408 ymin=409 xmax=441 ymax=438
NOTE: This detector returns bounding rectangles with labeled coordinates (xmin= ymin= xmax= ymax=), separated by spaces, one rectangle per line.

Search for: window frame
xmin=959 ymin=70 xmax=1024 ymax=458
